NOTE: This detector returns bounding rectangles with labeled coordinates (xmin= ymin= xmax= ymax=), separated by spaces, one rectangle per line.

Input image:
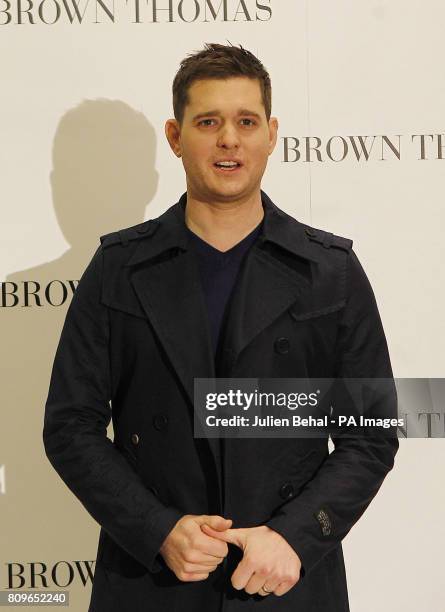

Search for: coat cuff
xmin=144 ymin=505 xmax=184 ymax=573
xmin=264 ymin=500 xmax=337 ymax=579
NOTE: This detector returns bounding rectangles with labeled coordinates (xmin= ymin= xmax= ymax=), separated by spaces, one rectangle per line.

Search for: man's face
xmin=165 ymin=77 xmax=278 ymax=203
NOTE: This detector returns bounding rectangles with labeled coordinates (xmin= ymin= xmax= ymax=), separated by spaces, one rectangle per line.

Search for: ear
xmin=164 ymin=118 xmax=182 ymax=157
xmin=268 ymin=116 xmax=279 ymax=155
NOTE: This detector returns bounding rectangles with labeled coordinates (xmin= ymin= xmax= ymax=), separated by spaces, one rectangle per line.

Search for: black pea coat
xmin=43 ymin=190 xmax=399 ymax=612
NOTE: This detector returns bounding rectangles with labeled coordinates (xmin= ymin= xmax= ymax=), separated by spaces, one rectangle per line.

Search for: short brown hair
xmin=172 ymin=42 xmax=272 ymax=126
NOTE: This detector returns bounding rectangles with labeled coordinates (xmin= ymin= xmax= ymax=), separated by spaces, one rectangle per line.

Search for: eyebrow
xmin=191 ymin=109 xmax=262 ymax=122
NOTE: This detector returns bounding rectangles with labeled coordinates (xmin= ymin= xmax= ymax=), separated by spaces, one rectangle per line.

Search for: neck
xmin=184 ymin=190 xmax=264 ymax=252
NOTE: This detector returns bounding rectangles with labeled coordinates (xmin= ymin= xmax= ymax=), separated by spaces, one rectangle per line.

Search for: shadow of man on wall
xmin=1 ymin=98 xmax=158 ymax=603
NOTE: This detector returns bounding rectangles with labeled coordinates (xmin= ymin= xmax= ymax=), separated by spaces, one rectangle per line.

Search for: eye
xmin=240 ymin=118 xmax=256 ymax=126
xmin=198 ymin=119 xmax=216 ymax=126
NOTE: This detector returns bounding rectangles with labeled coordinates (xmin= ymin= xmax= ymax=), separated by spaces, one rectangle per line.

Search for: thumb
xmin=201 ymin=524 xmax=246 ymax=550
xmin=198 ymin=515 xmax=233 ymax=531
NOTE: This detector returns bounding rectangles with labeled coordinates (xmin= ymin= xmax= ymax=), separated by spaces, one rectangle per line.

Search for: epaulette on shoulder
xmin=99 ymin=219 xmax=159 ymax=248
xmin=303 ymin=225 xmax=353 ymax=252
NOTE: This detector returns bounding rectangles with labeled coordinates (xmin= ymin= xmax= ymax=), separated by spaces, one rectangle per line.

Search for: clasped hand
xmin=159 ymin=514 xmax=301 ymax=597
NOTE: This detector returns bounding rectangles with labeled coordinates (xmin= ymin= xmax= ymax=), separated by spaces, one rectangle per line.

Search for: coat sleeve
xmin=264 ymin=247 xmax=399 ymax=578
xmin=42 ymin=243 xmax=183 ymax=573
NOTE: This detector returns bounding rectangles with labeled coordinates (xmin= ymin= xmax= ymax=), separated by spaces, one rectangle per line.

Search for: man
xmin=43 ymin=43 xmax=399 ymax=612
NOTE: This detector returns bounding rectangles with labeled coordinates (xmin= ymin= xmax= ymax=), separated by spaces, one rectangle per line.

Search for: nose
xmin=216 ymin=124 xmax=240 ymax=149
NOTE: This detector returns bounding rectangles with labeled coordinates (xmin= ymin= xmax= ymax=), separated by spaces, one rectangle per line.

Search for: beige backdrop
xmin=1 ymin=1 xmax=444 ymax=611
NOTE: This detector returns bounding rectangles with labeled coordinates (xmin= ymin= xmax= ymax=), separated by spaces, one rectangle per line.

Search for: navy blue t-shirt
xmin=186 ymin=215 xmax=264 ymax=513
xmin=186 ymin=219 xmax=264 ymax=358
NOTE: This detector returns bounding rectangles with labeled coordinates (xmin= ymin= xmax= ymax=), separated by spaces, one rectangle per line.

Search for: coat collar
xmin=124 ymin=190 xmax=319 ymax=268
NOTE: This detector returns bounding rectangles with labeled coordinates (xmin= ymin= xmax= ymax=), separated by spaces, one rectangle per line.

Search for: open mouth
xmin=213 ymin=162 xmax=243 ymax=172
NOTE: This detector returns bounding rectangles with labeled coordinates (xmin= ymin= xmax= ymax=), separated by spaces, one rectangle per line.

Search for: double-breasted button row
xmin=274 ymin=337 xmax=290 ymax=354
xmin=153 ymin=414 xmax=168 ymax=431
xmin=279 ymin=482 xmax=295 ymax=499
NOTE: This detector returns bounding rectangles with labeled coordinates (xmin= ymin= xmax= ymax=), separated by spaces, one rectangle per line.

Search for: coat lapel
xmin=124 ymin=196 xmax=216 ymax=400
xmin=123 ymin=195 xmax=224 ymax=509
xmin=216 ymin=190 xmax=320 ymax=375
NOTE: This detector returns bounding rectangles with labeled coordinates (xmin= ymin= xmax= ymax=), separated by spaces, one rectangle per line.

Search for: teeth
xmin=216 ymin=161 xmax=238 ymax=167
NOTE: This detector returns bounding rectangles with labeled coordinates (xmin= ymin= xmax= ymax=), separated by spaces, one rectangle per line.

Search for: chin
xmin=212 ymin=183 xmax=247 ymax=197
xmin=214 ymin=190 xmax=246 ymax=201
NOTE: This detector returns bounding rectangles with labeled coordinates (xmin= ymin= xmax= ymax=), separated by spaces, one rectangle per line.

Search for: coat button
xmin=131 ymin=433 xmax=140 ymax=445
xmin=274 ymin=337 xmax=290 ymax=354
xmin=153 ymin=414 xmax=168 ymax=431
xmin=279 ymin=482 xmax=295 ymax=499
xmin=149 ymin=485 xmax=159 ymax=497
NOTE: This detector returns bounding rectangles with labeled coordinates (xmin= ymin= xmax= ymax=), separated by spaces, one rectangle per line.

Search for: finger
xmin=244 ymin=572 xmax=270 ymax=595
xmin=273 ymin=580 xmax=296 ymax=597
xmin=230 ymin=557 xmax=255 ymax=591
xmin=178 ymin=571 xmax=210 ymax=582
xmin=195 ymin=533 xmax=230 ymax=558
xmin=198 ymin=515 xmax=232 ymax=530
xmin=184 ymin=551 xmax=225 ymax=566
xmin=201 ymin=524 xmax=231 ymax=541
xmin=182 ymin=562 xmax=219 ymax=574
xmin=258 ymin=577 xmax=281 ymax=597
xmin=201 ymin=524 xmax=240 ymax=547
